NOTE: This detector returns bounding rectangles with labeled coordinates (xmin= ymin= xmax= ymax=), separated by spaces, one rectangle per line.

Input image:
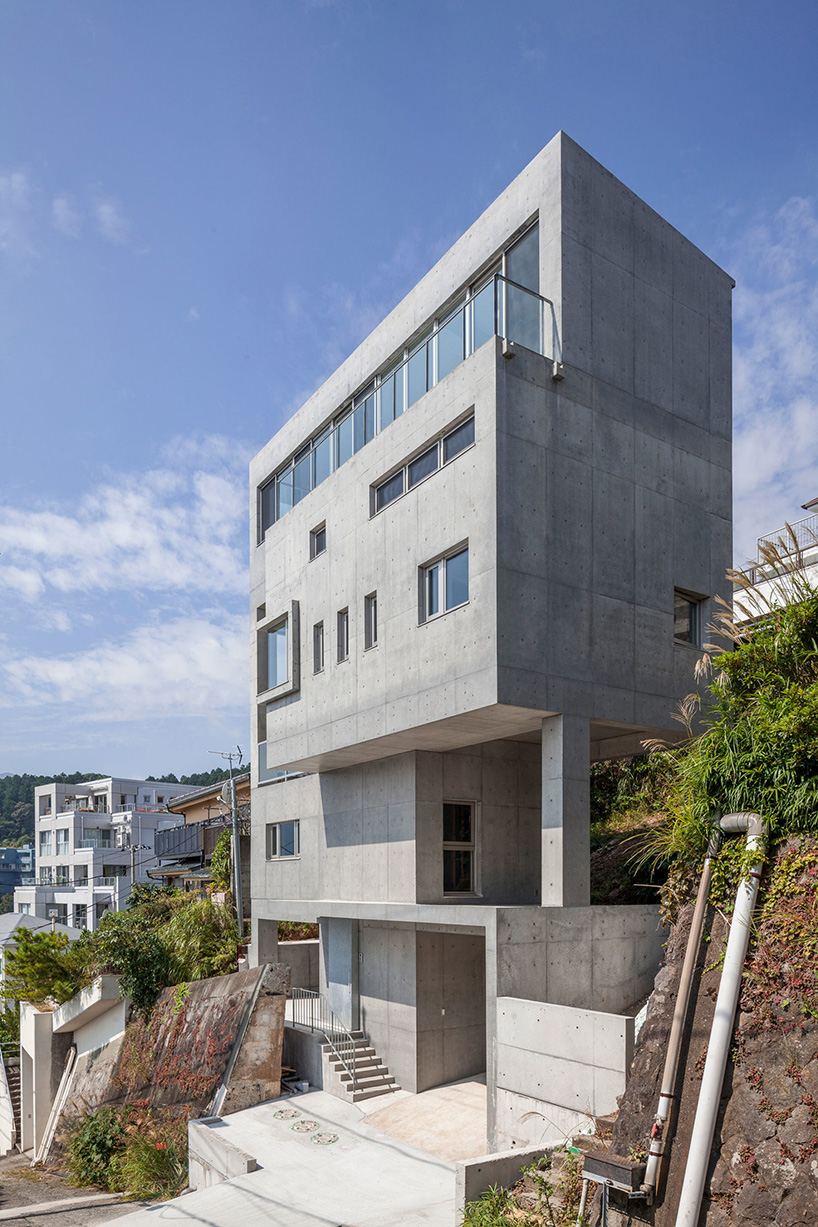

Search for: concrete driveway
xmin=101 ymin=1090 xmax=457 ymax=1227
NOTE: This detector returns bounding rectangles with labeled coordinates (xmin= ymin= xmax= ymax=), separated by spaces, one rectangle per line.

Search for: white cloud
xmin=0 ymin=434 xmax=250 ymax=601
xmin=187 ymin=306 xmax=200 ymax=321
xmin=2 ymin=611 xmax=247 ymax=722
xmin=52 ymin=194 xmax=82 ymax=238
xmin=0 ymin=168 xmax=37 ymax=267
xmin=731 ymin=196 xmax=818 ymax=564
xmin=93 ymin=194 xmax=132 ymax=245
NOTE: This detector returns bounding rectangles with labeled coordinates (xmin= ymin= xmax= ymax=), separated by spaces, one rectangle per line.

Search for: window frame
xmin=674 ymin=588 xmax=705 ymax=648
xmin=310 ymin=523 xmax=327 ymax=560
xmin=364 ymin=592 xmax=378 ymax=650
xmin=442 ymin=799 xmax=479 ymax=897
xmin=337 ymin=608 xmax=350 ymax=662
xmin=420 ymin=543 xmax=470 ymax=623
xmin=256 ymin=602 xmax=300 ymax=700
xmin=265 ymin=819 xmax=301 ymax=861
xmin=313 ymin=621 xmax=325 ymax=674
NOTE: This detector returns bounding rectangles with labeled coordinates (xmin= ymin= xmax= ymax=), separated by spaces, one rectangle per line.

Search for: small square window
xmin=266 ymin=820 xmax=300 ymax=859
xmin=364 ymin=593 xmax=378 ymax=650
xmin=337 ymin=609 xmax=350 ymax=662
xmin=674 ymin=590 xmax=704 ymax=646
xmin=310 ymin=524 xmax=327 ymax=559
xmin=313 ymin=622 xmax=325 ymax=673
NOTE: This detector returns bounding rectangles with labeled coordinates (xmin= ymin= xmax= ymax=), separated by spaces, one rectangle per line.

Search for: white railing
xmin=290 ymin=988 xmax=359 ymax=1088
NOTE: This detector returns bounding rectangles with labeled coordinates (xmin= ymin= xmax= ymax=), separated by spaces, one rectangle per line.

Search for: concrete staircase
xmin=4 ymin=1056 xmax=21 ymax=1150
xmin=321 ymin=1031 xmax=400 ymax=1103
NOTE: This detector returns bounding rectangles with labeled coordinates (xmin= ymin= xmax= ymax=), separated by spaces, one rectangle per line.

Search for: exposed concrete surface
xmin=456 ymin=1143 xmax=553 ymax=1212
xmin=364 ymin=1075 xmax=487 ymax=1161
xmin=101 ymin=1090 xmax=456 ymax=1227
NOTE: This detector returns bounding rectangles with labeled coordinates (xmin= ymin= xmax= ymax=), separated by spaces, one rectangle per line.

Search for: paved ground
xmin=100 ymin=1090 xmax=457 ymax=1227
xmin=0 ymin=1153 xmax=148 ymax=1225
xmin=364 ymin=1077 xmax=486 ymax=1162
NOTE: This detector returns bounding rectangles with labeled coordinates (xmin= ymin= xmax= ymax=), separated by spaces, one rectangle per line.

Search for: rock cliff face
xmin=608 ymin=840 xmax=818 ymax=1226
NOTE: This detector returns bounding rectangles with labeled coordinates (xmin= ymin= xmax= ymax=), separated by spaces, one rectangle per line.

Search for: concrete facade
xmin=249 ymin=132 xmax=732 ymax=1148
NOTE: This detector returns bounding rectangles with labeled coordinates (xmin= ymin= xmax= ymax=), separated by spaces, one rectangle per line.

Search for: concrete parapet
xmin=455 ymin=1144 xmax=555 ymax=1214
xmin=188 ymin=1116 xmax=258 ymax=1191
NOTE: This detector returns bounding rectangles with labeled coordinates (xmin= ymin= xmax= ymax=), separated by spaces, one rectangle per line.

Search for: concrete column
xmin=541 ymin=714 xmax=591 ymax=907
xmin=248 ymin=917 xmax=278 ymax=969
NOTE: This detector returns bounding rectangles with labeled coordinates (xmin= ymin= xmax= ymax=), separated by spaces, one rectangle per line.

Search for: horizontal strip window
xmin=257 ymin=224 xmax=548 ymax=541
xmin=374 ymin=415 xmax=475 ymax=514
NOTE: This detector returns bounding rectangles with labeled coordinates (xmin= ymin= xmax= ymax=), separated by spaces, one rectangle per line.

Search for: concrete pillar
xmin=248 ymin=917 xmax=278 ymax=969
xmin=541 ymin=714 xmax=591 ymax=907
xmin=19 ymin=1004 xmax=54 ymax=1154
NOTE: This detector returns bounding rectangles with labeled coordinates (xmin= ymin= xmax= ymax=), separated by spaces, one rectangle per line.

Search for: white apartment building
xmin=14 ymin=777 xmax=189 ymax=930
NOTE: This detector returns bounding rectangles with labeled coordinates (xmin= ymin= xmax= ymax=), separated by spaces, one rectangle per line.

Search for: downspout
xmin=674 ymin=811 xmax=766 ymax=1227
xmin=641 ymin=827 xmax=722 ymax=1204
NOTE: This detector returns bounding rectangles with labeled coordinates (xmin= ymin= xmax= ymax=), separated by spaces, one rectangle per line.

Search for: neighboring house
xmin=736 ymin=499 xmax=818 ymax=619
xmin=0 ymin=847 xmax=34 ymax=896
xmin=14 ymin=777 xmax=190 ymax=931
xmin=248 ymin=132 xmax=733 ymax=1142
xmin=0 ymin=912 xmax=81 ymax=982
xmin=149 ymin=774 xmax=251 ymax=911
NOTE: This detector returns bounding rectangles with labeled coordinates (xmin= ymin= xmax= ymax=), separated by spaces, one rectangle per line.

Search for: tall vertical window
xmin=421 ymin=546 xmax=469 ymax=621
xmin=674 ymin=590 xmax=703 ymax=647
xmin=56 ymin=829 xmax=69 ymax=855
xmin=337 ymin=609 xmax=350 ymax=662
xmin=443 ymin=802 xmax=476 ymax=894
xmin=310 ymin=523 xmax=327 ymax=559
xmin=266 ymin=620 xmax=288 ymax=690
xmin=313 ymin=622 xmax=325 ymax=673
xmin=364 ymin=593 xmax=378 ymax=650
xmin=39 ymin=831 xmax=52 ymax=857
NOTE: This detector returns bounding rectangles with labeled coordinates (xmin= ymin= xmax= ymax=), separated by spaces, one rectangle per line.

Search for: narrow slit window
xmin=313 ymin=622 xmax=324 ymax=673
xmin=364 ymin=593 xmax=378 ymax=650
xmin=337 ymin=608 xmax=350 ymax=662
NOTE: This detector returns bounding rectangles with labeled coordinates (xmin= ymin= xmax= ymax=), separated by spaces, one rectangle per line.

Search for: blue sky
xmin=1 ymin=0 xmax=817 ymax=776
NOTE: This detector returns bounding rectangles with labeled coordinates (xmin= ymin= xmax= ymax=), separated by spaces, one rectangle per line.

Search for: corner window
xmin=364 ymin=593 xmax=378 ymax=650
xmin=266 ymin=820 xmax=300 ymax=860
xmin=674 ymin=590 xmax=704 ymax=646
xmin=261 ymin=619 xmax=288 ymax=691
xmin=337 ymin=609 xmax=350 ymax=662
xmin=310 ymin=523 xmax=327 ymax=559
xmin=421 ymin=546 xmax=469 ymax=622
xmin=443 ymin=802 xmax=476 ymax=894
xmin=313 ymin=622 xmax=325 ymax=673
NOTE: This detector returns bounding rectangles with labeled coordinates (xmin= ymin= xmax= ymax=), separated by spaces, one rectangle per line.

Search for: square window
xmin=674 ymin=590 xmax=703 ymax=646
xmin=266 ymin=820 xmax=300 ymax=859
xmin=364 ymin=593 xmax=378 ymax=650
xmin=337 ymin=609 xmax=350 ymax=662
xmin=421 ymin=545 xmax=469 ymax=622
xmin=313 ymin=621 xmax=325 ymax=673
xmin=443 ymin=801 xmax=476 ymax=895
xmin=310 ymin=524 xmax=327 ymax=559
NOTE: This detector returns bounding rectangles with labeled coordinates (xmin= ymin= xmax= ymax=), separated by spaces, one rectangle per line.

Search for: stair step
xmin=327 ymin=1053 xmax=381 ymax=1070
xmin=350 ymin=1083 xmax=401 ymax=1103
xmin=340 ymin=1071 xmax=395 ymax=1088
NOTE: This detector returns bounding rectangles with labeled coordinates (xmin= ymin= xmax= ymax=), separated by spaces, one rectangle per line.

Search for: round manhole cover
xmin=292 ymin=1119 xmax=319 ymax=1133
xmin=311 ymin=1132 xmax=338 ymax=1146
xmin=274 ymin=1109 xmax=301 ymax=1120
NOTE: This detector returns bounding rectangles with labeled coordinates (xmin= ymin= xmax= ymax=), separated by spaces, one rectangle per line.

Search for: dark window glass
xmin=337 ymin=608 xmax=349 ymax=662
xmin=505 ymin=224 xmax=539 ymax=293
xmin=353 ymin=400 xmax=366 ymax=453
xmin=443 ymin=849 xmax=472 ymax=893
xmin=337 ymin=413 xmax=353 ymax=466
xmin=365 ymin=393 xmax=377 ymax=444
xmin=445 ymin=548 xmax=469 ymax=610
xmin=379 ymin=373 xmax=395 ymax=429
xmin=376 ymin=470 xmax=404 ymax=511
xmin=471 ymin=280 xmax=496 ymax=351
xmin=407 ymin=342 xmax=429 ymax=407
xmin=674 ymin=591 xmax=700 ymax=645
xmin=313 ymin=622 xmax=324 ymax=673
xmin=260 ymin=478 xmax=275 ymax=537
xmin=408 ymin=445 xmax=439 ymax=489
xmin=293 ymin=454 xmax=312 ymax=504
xmin=393 ymin=364 xmax=405 ymax=417
xmin=279 ymin=821 xmax=299 ymax=857
xmin=311 ymin=525 xmax=326 ymax=557
xmin=443 ymin=802 xmax=472 ymax=843
xmin=364 ymin=593 xmax=378 ymax=649
xmin=443 ymin=418 xmax=475 ymax=464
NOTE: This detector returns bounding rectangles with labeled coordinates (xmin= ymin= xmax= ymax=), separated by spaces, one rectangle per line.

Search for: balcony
xmin=78 ymin=839 xmax=113 ymax=850
xmin=743 ymin=512 xmax=818 ymax=585
xmin=155 ymin=818 xmax=232 ymax=860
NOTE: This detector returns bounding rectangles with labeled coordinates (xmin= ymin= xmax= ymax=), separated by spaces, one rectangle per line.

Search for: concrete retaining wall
xmin=493 ymin=996 xmax=633 ymax=1149
xmin=279 ymin=938 xmax=319 ymax=990
xmin=456 ymin=1145 xmax=554 ymax=1213
xmin=188 ymin=1117 xmax=258 ymax=1190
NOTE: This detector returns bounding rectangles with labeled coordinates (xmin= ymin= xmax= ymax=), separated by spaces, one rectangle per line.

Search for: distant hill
xmin=0 ymin=768 xmax=234 ymax=846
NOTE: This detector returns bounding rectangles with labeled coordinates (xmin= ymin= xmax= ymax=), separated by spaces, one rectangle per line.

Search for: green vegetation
xmin=278 ymin=920 xmax=319 ymax=941
xmin=210 ymin=828 xmax=232 ymax=892
xmin=460 ymin=1152 xmax=586 ymax=1226
xmin=66 ymin=1105 xmax=188 ymax=1200
xmin=1 ymin=889 xmax=239 ymax=1016
xmin=146 ymin=768 xmax=232 ymax=787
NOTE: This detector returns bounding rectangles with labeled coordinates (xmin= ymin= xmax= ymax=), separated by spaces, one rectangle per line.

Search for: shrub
xmin=66 ymin=1106 xmax=188 ymax=1198
xmin=118 ymin=1117 xmax=188 ymax=1200
xmin=65 ymin=1105 xmax=128 ymax=1189
xmin=210 ymin=829 xmax=232 ymax=892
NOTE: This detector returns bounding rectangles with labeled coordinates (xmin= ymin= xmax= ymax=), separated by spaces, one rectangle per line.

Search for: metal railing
xmin=290 ymin=988 xmax=359 ymax=1089
xmin=757 ymin=511 xmax=818 ymax=558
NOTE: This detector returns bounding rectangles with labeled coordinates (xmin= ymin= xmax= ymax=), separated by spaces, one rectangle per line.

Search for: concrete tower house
xmin=248 ymin=132 xmax=732 ymax=1148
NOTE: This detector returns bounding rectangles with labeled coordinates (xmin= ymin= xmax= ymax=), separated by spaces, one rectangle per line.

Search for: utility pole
xmin=210 ymin=747 xmax=244 ymax=937
xmin=130 ymin=843 xmax=149 ymax=890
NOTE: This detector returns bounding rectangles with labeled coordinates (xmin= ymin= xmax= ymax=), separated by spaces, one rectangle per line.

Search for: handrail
xmin=290 ymin=988 xmax=359 ymax=1089
xmin=0 ymin=1045 xmax=16 ymax=1155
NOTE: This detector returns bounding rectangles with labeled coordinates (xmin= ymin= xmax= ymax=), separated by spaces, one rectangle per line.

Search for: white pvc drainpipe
xmin=641 ymin=830 xmax=721 ymax=1203
xmin=674 ymin=811 xmax=766 ymax=1227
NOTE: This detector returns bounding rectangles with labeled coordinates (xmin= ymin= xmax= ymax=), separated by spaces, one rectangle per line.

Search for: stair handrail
xmin=0 ymin=1043 xmax=16 ymax=1153
xmin=290 ymin=987 xmax=358 ymax=1088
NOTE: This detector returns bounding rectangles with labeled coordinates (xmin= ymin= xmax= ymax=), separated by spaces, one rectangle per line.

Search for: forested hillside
xmin=0 ymin=767 xmax=233 ymax=846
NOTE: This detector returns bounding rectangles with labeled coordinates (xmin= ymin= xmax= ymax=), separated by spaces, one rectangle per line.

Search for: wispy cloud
xmin=731 ymin=196 xmax=818 ymax=563
xmin=52 ymin=194 xmax=82 ymax=238
xmin=0 ymin=168 xmax=38 ymax=268
xmin=93 ymin=193 xmax=132 ymax=245
xmin=2 ymin=611 xmax=247 ymax=721
xmin=0 ymin=433 xmax=250 ymax=602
